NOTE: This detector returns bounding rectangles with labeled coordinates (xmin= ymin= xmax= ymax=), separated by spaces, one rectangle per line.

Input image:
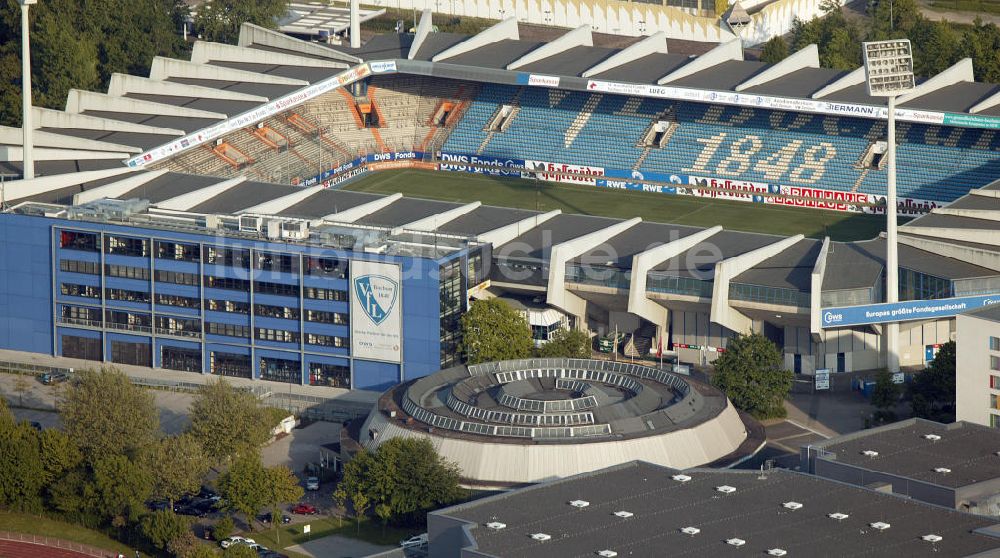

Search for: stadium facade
xmin=1 ymin=19 xmax=1000 ymax=390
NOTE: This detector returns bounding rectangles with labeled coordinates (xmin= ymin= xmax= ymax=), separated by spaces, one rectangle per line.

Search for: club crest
xmin=354 ymin=274 xmax=398 ymax=326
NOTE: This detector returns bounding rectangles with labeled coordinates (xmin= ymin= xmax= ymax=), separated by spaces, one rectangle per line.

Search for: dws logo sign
xmin=350 ymin=261 xmax=403 ymax=363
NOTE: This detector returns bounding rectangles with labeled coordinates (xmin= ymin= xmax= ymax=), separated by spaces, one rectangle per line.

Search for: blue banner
xmin=821 ymin=295 xmax=1000 ymax=328
xmin=438 ymin=152 xmax=524 ymax=176
xmin=596 ymin=169 xmax=685 ymax=195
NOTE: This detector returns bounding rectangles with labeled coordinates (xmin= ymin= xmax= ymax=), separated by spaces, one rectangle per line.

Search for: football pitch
xmin=344 ymin=169 xmax=897 ymax=242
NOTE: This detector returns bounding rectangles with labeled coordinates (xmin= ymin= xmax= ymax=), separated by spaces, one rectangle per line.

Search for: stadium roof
xmin=432 ymin=460 xmax=1000 ymax=558
xmin=809 ymin=419 xmax=1000 ymax=489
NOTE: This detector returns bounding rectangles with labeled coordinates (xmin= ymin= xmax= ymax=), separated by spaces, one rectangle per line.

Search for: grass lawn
xmin=344 ymin=169 xmax=897 ymax=242
xmin=0 ymin=511 xmax=131 ymax=554
xmin=249 ymin=516 xmax=416 ymax=558
xmin=928 ymin=0 xmax=1000 ymax=13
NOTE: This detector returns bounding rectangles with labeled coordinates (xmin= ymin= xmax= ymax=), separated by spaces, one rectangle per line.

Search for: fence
xmin=0 ymin=530 xmax=120 ymax=558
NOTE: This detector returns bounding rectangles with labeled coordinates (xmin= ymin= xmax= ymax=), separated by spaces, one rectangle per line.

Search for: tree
xmin=212 ymin=516 xmax=235 ymax=542
xmin=167 ymin=530 xmax=218 ymax=558
xmin=871 ymin=368 xmax=901 ymax=424
xmin=223 ymin=545 xmax=258 ymax=558
xmin=12 ymin=376 xmax=30 ymax=407
xmin=375 ymin=503 xmax=392 ymax=534
xmin=337 ymin=438 xmax=464 ymax=527
xmin=760 ymin=36 xmax=789 ymax=64
xmin=960 ymin=20 xmax=1000 ymax=83
xmin=351 ymin=491 xmax=370 ymax=533
xmin=262 ymin=464 xmax=304 ymax=545
xmin=92 ymin=453 xmax=154 ymax=525
xmin=0 ymin=413 xmax=45 ymax=511
xmin=37 ymin=428 xmax=82 ymax=488
xmin=141 ymin=510 xmax=191 ymax=551
xmin=711 ymin=333 xmax=792 ymax=419
xmin=60 ymin=367 xmax=159 ymax=464
xmin=459 ymin=299 xmax=533 ymax=364
xmin=194 ymin=0 xmax=289 ymax=44
xmin=149 ymin=433 xmax=210 ymax=508
xmin=188 ymin=378 xmax=273 ymax=463
xmin=909 ymin=340 xmax=956 ymax=422
xmin=217 ymin=453 xmax=270 ymax=529
xmin=536 ymin=328 xmax=592 ymax=359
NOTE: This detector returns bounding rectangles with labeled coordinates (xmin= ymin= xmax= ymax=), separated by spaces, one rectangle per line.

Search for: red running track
xmin=0 ymin=540 xmax=109 ymax=558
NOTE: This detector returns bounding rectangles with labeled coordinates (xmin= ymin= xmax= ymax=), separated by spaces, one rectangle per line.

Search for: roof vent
xmin=922 ymin=534 xmax=943 ymax=543
xmin=934 ymin=467 xmax=952 ymax=474
xmin=726 ymin=538 xmax=746 ymax=547
xmin=828 ymin=512 xmax=849 ymax=521
xmin=680 ymin=527 xmax=701 ymax=536
xmin=672 ymin=474 xmax=692 ymax=482
xmin=923 ymin=434 xmax=942 ymax=441
xmin=486 ymin=522 xmax=506 ymax=530
xmin=531 ymin=533 xmax=552 ymax=541
xmin=597 ymin=551 xmax=618 ymax=557
xmin=767 ymin=550 xmax=788 ymax=557
xmin=782 ymin=501 xmax=803 ymax=510
xmin=861 ymin=450 xmax=879 ymax=457
xmin=613 ymin=511 xmax=634 ymax=518
xmin=569 ymin=500 xmax=590 ymax=508
xmin=870 ymin=522 xmax=891 ymax=531
xmin=716 ymin=485 xmax=737 ymax=494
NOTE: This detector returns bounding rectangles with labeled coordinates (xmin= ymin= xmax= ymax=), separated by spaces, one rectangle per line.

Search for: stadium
xmin=350 ymin=358 xmax=759 ymax=486
xmin=1 ymin=15 xmax=999 ymax=390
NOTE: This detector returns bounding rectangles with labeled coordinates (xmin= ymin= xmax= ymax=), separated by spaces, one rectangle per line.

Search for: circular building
xmin=351 ymin=358 xmax=760 ymax=487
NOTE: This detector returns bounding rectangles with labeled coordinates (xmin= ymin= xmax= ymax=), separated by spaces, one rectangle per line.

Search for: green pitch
xmin=344 ymin=169 xmax=897 ymax=242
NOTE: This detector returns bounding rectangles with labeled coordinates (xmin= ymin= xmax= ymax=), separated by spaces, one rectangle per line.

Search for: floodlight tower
xmin=19 ymin=0 xmax=37 ymax=180
xmin=862 ymin=40 xmax=915 ymax=373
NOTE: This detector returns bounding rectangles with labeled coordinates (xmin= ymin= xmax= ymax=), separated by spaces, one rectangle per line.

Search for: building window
xmin=309 ymin=362 xmax=350 ymax=388
xmin=105 ymin=235 xmax=149 ymax=257
xmin=991 ymin=337 xmax=1000 ymax=352
xmin=156 ymin=293 xmax=201 ymax=309
xmin=59 ymin=231 xmax=98 ymax=252
xmin=305 ymin=333 xmax=346 ymax=348
xmin=255 ymin=252 xmax=299 ymax=273
xmin=992 ymin=355 xmax=1000 ymax=372
xmin=255 ymin=304 xmax=299 ymax=320
xmin=61 ymin=334 xmax=101 ymax=361
xmin=59 ymin=305 xmax=101 ymax=327
xmin=155 ymin=316 xmax=201 ymax=338
xmin=111 ymin=340 xmax=152 ymax=367
xmin=210 ymin=351 xmax=251 ymax=379
xmin=898 ymin=268 xmax=952 ymax=301
xmin=992 ymin=375 xmax=1000 ymax=389
xmin=254 ymin=281 xmax=300 ymax=298
xmin=204 ymin=246 xmax=250 ymax=269
xmin=207 ymin=299 xmax=249 ymax=314
xmin=260 ymin=356 xmax=300 ymax=384
xmin=304 ymin=287 xmax=347 ymax=301
xmin=837 ymin=352 xmax=846 ymax=373
xmin=439 ymin=258 xmax=464 ymax=368
xmin=105 ymin=264 xmax=150 ymax=281
xmin=59 ymin=259 xmax=99 ymax=275
xmin=105 ymin=288 xmax=151 ymax=303
xmin=256 ymin=328 xmax=299 ymax=343
xmin=204 ymin=276 xmax=250 ymax=291
xmin=991 ymin=414 xmax=1000 ymax=429
xmin=206 ymin=322 xmax=250 ymax=338
xmin=305 ymin=257 xmax=348 ymax=279
xmin=61 ymin=283 xmax=101 ymax=299
xmin=162 ymin=346 xmax=201 ymax=372
xmin=105 ymin=310 xmax=152 ymax=332
xmin=993 ymin=393 xmax=1000 ymax=410
xmin=155 ymin=270 xmax=198 ymax=286
xmin=155 ymin=241 xmax=200 ymax=262
xmin=305 ymin=309 xmax=348 ymax=325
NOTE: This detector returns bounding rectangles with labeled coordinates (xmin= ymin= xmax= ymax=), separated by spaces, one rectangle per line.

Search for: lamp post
xmin=19 ymin=0 xmax=37 ymax=180
xmin=862 ymin=39 xmax=915 ymax=373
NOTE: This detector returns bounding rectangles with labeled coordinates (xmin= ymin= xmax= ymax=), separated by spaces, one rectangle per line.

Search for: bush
xmin=140 ymin=510 xmax=190 ymax=550
xmin=212 ymin=515 xmax=234 ymax=542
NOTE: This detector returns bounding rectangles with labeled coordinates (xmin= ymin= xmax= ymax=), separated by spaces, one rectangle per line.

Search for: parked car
xmin=39 ymin=372 xmax=69 ymax=385
xmin=220 ymin=536 xmax=255 ymax=549
xmin=290 ymin=503 xmax=317 ymax=515
xmin=28 ymin=421 xmax=42 ymax=431
xmin=305 ymin=477 xmax=320 ymax=491
xmin=400 ymin=534 xmax=428 ymax=549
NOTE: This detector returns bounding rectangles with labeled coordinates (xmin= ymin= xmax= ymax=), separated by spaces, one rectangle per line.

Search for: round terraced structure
xmin=356 ymin=358 xmax=759 ymax=487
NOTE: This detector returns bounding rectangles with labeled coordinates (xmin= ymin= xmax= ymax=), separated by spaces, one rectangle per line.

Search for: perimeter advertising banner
xmin=820 ymin=295 xmax=1000 ymax=328
xmin=351 ymin=260 xmax=402 ymax=363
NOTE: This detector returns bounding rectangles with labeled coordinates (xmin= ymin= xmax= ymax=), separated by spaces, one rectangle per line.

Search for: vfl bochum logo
xmin=354 ymin=274 xmax=398 ymax=326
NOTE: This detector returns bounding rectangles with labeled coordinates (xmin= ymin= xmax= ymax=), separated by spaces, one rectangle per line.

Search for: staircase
xmin=622 ymin=332 xmax=652 ymax=359
xmin=632 ymin=147 xmax=652 ymax=172
xmin=564 ymin=94 xmax=603 ymax=148
xmin=851 ymin=168 xmax=870 ymax=193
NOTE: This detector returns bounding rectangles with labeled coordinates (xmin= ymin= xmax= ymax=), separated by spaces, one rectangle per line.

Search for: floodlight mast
xmin=19 ymin=0 xmax=37 ymax=181
xmin=862 ymin=39 xmax=915 ymax=374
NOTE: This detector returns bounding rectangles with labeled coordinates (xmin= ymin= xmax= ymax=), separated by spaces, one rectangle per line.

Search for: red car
xmin=291 ymin=503 xmax=317 ymax=515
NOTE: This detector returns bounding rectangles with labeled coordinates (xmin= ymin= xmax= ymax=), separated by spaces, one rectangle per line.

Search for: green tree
xmin=351 ymin=491 xmax=370 ymax=533
xmin=92 ymin=453 xmax=154 ymax=525
xmin=711 ymin=333 xmax=792 ymax=419
xmin=459 ymin=299 xmax=533 ymax=364
xmin=60 ymin=367 xmax=159 ymax=464
xmin=194 ymin=0 xmax=289 ymax=44
xmin=150 ymin=433 xmax=210 ymax=508
xmin=223 ymin=545 xmax=258 ymax=558
xmin=909 ymin=340 xmax=956 ymax=422
xmin=141 ymin=509 xmax=191 ymax=551
xmin=760 ymin=36 xmax=790 ymax=64
xmin=188 ymin=378 xmax=273 ymax=463
xmin=168 ymin=530 xmax=218 ymax=558
xmin=536 ymin=327 xmax=592 ymax=358
xmin=0 ymin=411 xmax=45 ymax=511
xmin=12 ymin=376 xmax=30 ymax=407
xmin=960 ymin=20 xmax=1000 ymax=83
xmin=212 ymin=516 xmax=235 ymax=542
xmin=37 ymin=428 xmax=82 ymax=489
xmin=871 ymin=368 xmax=901 ymax=424
xmin=262 ymin=464 xmax=304 ymax=545
xmin=218 ymin=453 xmax=270 ymax=529
xmin=910 ymin=19 xmax=961 ymax=77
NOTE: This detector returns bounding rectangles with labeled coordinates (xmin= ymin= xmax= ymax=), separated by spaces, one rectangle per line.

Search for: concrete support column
xmin=20 ymin=1 xmax=36 ymax=180
xmin=886 ymin=95 xmax=899 ymax=373
xmin=351 ymin=0 xmax=361 ymax=48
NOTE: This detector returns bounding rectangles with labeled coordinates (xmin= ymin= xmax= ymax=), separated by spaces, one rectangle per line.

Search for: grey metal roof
xmin=821 ymin=82 xmax=890 ymax=106
xmin=591 ymin=53 xmax=691 ymax=83
xmin=354 ymin=197 xmax=464 ymax=228
xmin=964 ymin=303 xmax=1000 ymax=322
xmin=945 ymin=195 xmax=1000 ymax=212
xmin=651 ymin=230 xmax=777 ymax=278
xmin=905 ymin=212 xmax=999 ymax=231
xmin=187 ymin=181 xmax=301 ymax=214
xmin=277 ymin=189 xmax=385 ymax=219
xmin=16 ymin=171 xmax=137 ymax=205
xmin=181 ymin=97 xmax=267 ymax=115
xmin=518 ymin=46 xmax=618 ymax=77
xmin=36 ymin=128 xmax=178 ymax=151
xmin=732 ymin=238 xmax=823 ymax=291
xmin=119 ymin=172 xmax=226 ymax=204
xmin=411 ymin=33 xmax=470 ymax=62
xmin=80 ymin=110 xmax=222 ymax=131
xmin=812 ymin=419 xmax=1000 ymax=489
xmin=571 ymin=222 xmax=704 ymax=267
xmin=496 ymin=214 xmax=622 ymax=260
xmin=436 ymin=205 xmax=539 ymax=236
xmin=443 ymin=39 xmax=546 ymax=70
xmin=124 ymin=93 xmax=201 ymax=108
xmin=744 ymin=67 xmax=847 ymax=98
xmin=822 ymin=240 xmax=884 ymax=291
xmin=207 ymin=60 xmax=336 ymax=83
xmin=901 ymin=81 xmax=1000 ymax=113
xmin=435 ymin=461 xmax=1000 ymax=558
xmin=670 ymin=60 xmax=767 ymax=91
